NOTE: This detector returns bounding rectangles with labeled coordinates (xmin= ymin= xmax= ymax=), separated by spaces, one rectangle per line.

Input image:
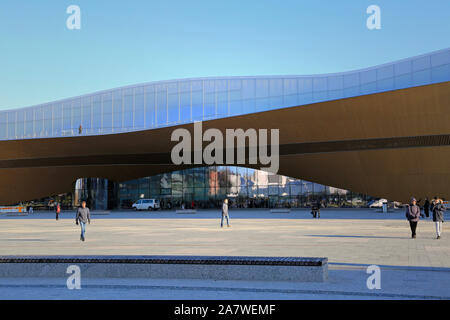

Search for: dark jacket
xmin=222 ymin=202 xmax=229 ymax=216
xmin=312 ymin=201 xmax=321 ymax=211
xmin=405 ymin=204 xmax=421 ymax=222
xmin=76 ymin=207 xmax=91 ymax=224
xmin=432 ymin=203 xmax=446 ymax=222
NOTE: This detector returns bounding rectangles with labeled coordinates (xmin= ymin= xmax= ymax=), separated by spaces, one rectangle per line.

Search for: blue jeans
xmin=221 ymin=215 xmax=230 ymax=227
xmin=80 ymin=221 xmax=86 ymax=239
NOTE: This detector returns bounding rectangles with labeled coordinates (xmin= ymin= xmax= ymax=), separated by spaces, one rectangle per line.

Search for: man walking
xmin=221 ymin=199 xmax=231 ymax=228
xmin=432 ymin=198 xmax=446 ymax=239
xmin=76 ymin=201 xmax=91 ymax=242
xmin=405 ymin=197 xmax=421 ymax=239
xmin=311 ymin=199 xmax=321 ymax=219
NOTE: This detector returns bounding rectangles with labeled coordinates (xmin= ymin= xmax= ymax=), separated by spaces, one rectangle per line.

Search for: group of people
xmin=406 ymin=197 xmax=446 ymax=239
xmin=60 ymin=196 xmax=445 ymax=242
xmin=67 ymin=199 xmax=227 ymax=242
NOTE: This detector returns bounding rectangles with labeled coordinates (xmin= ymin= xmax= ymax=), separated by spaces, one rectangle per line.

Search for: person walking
xmin=76 ymin=201 xmax=91 ymax=242
xmin=423 ymin=198 xmax=430 ymax=218
xmin=55 ymin=203 xmax=61 ymax=221
xmin=405 ymin=197 xmax=421 ymax=239
xmin=432 ymin=198 xmax=446 ymax=239
xmin=221 ymin=199 xmax=231 ymax=228
xmin=311 ymin=199 xmax=321 ymax=219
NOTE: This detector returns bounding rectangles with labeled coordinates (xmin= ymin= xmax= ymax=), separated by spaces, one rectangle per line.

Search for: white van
xmin=132 ymin=199 xmax=160 ymax=211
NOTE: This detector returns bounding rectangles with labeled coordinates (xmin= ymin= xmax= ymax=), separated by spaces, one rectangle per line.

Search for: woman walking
xmin=55 ymin=203 xmax=61 ymax=220
xmin=432 ymin=198 xmax=446 ymax=239
xmin=405 ymin=197 xmax=421 ymax=238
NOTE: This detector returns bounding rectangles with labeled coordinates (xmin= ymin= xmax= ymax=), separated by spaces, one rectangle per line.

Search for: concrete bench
xmin=0 ymin=255 xmax=328 ymax=282
xmin=270 ymin=209 xmax=291 ymax=213
xmin=176 ymin=209 xmax=197 ymax=214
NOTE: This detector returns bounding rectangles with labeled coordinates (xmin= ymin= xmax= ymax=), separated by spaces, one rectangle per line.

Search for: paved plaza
xmin=0 ymin=208 xmax=449 ymax=299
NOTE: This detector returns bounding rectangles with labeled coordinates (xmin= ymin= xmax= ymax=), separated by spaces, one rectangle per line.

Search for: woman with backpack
xmin=432 ymin=198 xmax=446 ymax=239
xmin=405 ymin=197 xmax=421 ymax=239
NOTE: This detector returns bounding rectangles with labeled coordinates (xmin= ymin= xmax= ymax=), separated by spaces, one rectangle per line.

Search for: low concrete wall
xmin=0 ymin=256 xmax=328 ymax=282
xmin=270 ymin=209 xmax=291 ymax=213
xmin=176 ymin=209 xmax=197 ymax=214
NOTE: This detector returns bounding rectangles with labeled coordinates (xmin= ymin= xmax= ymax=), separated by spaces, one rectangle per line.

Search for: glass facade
xmin=1 ymin=49 xmax=448 ymax=141
xmin=113 ymin=166 xmax=375 ymax=210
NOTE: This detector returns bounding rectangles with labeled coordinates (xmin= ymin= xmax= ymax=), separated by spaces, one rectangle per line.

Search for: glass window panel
xmin=242 ymin=79 xmax=255 ymax=100
xmin=123 ymin=93 xmax=133 ymax=129
xmin=412 ymin=69 xmax=431 ymax=86
xmin=328 ymin=89 xmax=344 ymax=100
xmin=113 ymin=90 xmax=123 ymax=129
xmin=328 ymin=75 xmax=343 ymax=90
xmin=215 ymin=79 xmax=227 ymax=92
xmin=431 ymin=51 xmax=450 ymax=67
xmin=360 ymin=82 xmax=377 ymax=94
xmin=72 ymin=100 xmax=82 ymax=132
xmin=15 ymin=110 xmax=24 ymax=138
xmin=217 ymin=91 xmax=228 ymax=116
xmin=255 ymin=79 xmax=269 ymax=98
xmin=283 ymin=78 xmax=297 ymax=95
xmin=229 ymin=79 xmax=241 ymax=90
xmin=377 ymin=65 xmax=394 ymax=80
xmin=53 ymin=104 xmax=62 ymax=135
xmin=82 ymin=97 xmax=92 ymax=130
xmin=134 ymin=92 xmax=145 ymax=128
xmin=431 ymin=64 xmax=450 ymax=83
xmin=62 ymin=103 xmax=72 ymax=131
xmin=145 ymin=86 xmax=155 ymax=128
xmin=229 ymin=90 xmax=242 ymax=115
xmin=191 ymin=91 xmax=202 ymax=121
xmin=343 ymin=86 xmax=360 ymax=98
xmin=102 ymin=97 xmax=113 ymax=132
xmin=360 ymin=69 xmax=376 ymax=84
xmin=207 ymin=167 xmax=218 ymax=189
xmin=43 ymin=104 xmax=52 ymax=135
xmin=298 ymin=78 xmax=312 ymax=93
xmin=313 ymin=77 xmax=327 ymax=92
xmin=180 ymin=91 xmax=191 ymax=122
xmin=7 ymin=112 xmax=16 ymax=138
xmin=394 ymin=74 xmax=412 ymax=89
xmin=312 ymin=91 xmax=327 ymax=102
xmin=297 ymin=92 xmax=313 ymax=105
xmin=204 ymin=92 xmax=215 ymax=118
xmin=343 ymin=73 xmax=359 ymax=89
xmin=92 ymin=96 xmax=102 ymax=130
xmin=168 ymin=94 xmax=179 ymax=124
xmin=377 ymin=78 xmax=395 ymax=91
xmin=269 ymin=79 xmax=283 ymax=97
xmin=194 ymin=167 xmax=206 ymax=188
xmin=394 ymin=61 xmax=412 ymax=76
xmin=25 ymin=108 xmax=33 ymax=137
xmin=183 ymin=169 xmax=193 ymax=188
xmin=0 ymin=113 xmax=6 ymax=139
xmin=156 ymin=87 xmax=167 ymax=126
xmin=413 ymin=56 xmax=430 ymax=72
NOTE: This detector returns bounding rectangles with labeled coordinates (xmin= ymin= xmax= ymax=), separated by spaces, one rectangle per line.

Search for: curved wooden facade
xmin=0 ymin=81 xmax=449 ymax=205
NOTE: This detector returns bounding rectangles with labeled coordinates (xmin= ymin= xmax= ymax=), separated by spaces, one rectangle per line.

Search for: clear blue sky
xmin=0 ymin=0 xmax=449 ymax=110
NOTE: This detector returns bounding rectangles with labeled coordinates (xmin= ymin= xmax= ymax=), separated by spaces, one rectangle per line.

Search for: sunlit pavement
xmin=1 ymin=209 xmax=449 ymax=299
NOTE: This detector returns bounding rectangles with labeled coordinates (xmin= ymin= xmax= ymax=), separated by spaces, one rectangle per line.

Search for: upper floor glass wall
xmin=0 ymin=48 xmax=449 ymax=141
